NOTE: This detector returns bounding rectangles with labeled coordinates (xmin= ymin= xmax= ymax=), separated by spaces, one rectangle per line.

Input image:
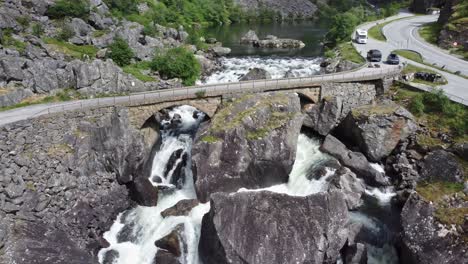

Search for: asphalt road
xmin=0 ymin=66 xmax=399 ymax=126
xmin=353 ymin=12 xmax=468 ymax=105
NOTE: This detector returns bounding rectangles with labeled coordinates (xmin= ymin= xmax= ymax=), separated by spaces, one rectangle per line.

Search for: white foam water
xmin=238 ymin=134 xmax=333 ymax=196
xmin=99 ymin=106 xmax=209 ymax=264
xmin=365 ymin=187 xmax=397 ymax=206
xmin=200 ymin=57 xmax=322 ymax=84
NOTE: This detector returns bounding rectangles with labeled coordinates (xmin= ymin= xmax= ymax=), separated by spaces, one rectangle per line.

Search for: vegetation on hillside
xmin=151 ymin=47 xmax=201 ymax=86
xmin=108 ymin=37 xmax=135 ymax=66
xmin=321 ymin=0 xmax=408 ymax=46
xmin=46 ymin=0 xmax=90 ymax=19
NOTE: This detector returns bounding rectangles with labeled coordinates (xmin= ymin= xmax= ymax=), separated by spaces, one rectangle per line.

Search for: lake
xmin=203 ymin=20 xmax=327 ymax=57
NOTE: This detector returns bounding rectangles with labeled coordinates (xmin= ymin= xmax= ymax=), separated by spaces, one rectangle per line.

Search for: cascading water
xmin=99 ymin=115 xmax=399 ymax=264
xmin=200 ymin=57 xmax=322 ymax=84
xmin=98 ymin=105 xmax=210 ymax=264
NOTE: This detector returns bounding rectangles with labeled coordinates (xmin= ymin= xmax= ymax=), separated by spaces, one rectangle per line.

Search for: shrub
xmin=57 ymin=24 xmax=75 ymax=41
xmin=47 ymin=0 xmax=90 ymax=19
xmin=32 ymin=23 xmax=44 ymax=37
xmin=151 ymin=47 xmax=201 ymax=86
xmin=16 ymin=16 xmax=31 ymax=27
xmin=104 ymin=0 xmax=138 ymax=15
xmin=422 ymin=89 xmax=450 ymax=113
xmin=324 ymin=49 xmax=336 ymax=59
xmin=108 ymin=37 xmax=134 ymax=67
xmin=409 ymin=94 xmax=425 ymax=115
xmin=195 ymin=90 xmax=206 ymax=98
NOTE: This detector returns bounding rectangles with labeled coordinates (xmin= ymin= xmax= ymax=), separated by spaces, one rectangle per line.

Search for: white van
xmin=355 ymin=29 xmax=368 ymax=44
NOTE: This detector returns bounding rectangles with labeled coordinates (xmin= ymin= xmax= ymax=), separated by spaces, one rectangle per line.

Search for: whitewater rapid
xmin=98 ymin=106 xmax=209 ymax=264
xmin=200 ymin=57 xmax=322 ymax=84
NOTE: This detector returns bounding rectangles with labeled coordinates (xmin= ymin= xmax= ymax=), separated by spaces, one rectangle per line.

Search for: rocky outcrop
xmin=192 ymin=93 xmax=304 ymax=202
xmin=0 ymin=107 xmax=157 ymax=262
xmin=199 ymin=190 xmax=349 ymax=264
xmin=400 ymin=193 xmax=468 ymax=264
xmin=161 ymin=199 xmax=199 ymax=217
xmin=0 ymin=87 xmax=34 ymax=108
xmin=239 ymin=68 xmax=272 ymax=81
xmin=419 ymin=150 xmax=464 ymax=183
xmin=320 ymin=58 xmax=360 ymax=74
xmin=234 ymin=0 xmax=318 ymax=18
xmin=255 ymin=38 xmax=305 ymax=48
xmin=320 ymin=135 xmax=389 ymax=186
xmin=336 ymin=101 xmax=418 ymax=162
xmin=328 ymin=167 xmax=366 ymax=210
xmin=240 ymin=30 xmax=259 ymax=44
xmin=303 ymin=82 xmax=377 ymax=135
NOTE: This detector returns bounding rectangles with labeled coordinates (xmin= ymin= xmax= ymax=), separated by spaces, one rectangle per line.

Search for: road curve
xmin=0 ymin=66 xmax=399 ymax=126
xmin=353 ymin=12 xmax=468 ymax=105
xmin=383 ymin=15 xmax=468 ymax=76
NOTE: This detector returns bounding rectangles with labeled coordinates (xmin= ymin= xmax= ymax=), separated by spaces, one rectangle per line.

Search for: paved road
xmin=383 ymin=15 xmax=468 ymax=76
xmin=353 ymin=12 xmax=468 ymax=105
xmin=0 ymin=66 xmax=399 ymax=126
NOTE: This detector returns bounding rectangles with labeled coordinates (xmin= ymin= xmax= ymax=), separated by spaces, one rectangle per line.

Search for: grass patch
xmin=0 ymin=89 xmax=84 ymax=112
xmin=338 ymin=42 xmax=365 ymax=64
xmin=1 ymin=29 xmax=27 ymax=53
xmin=201 ymin=135 xmax=221 ymax=143
xmin=368 ymin=20 xmax=393 ymax=41
xmin=44 ymin=38 xmax=98 ymax=59
xmin=394 ymin=50 xmax=423 ymax=63
xmin=418 ymin=22 xmax=442 ymax=45
xmin=352 ymin=104 xmax=398 ymax=118
xmin=416 ymin=182 xmax=464 ymax=202
xmin=123 ymin=62 xmax=155 ymax=82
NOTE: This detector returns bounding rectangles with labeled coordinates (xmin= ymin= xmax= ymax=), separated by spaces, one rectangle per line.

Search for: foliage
xmin=151 ymin=47 xmax=201 ymax=86
xmin=16 ymin=16 xmax=31 ymax=27
xmin=44 ymin=38 xmax=98 ymax=59
xmin=418 ymin=22 xmax=442 ymax=45
xmin=0 ymin=29 xmax=27 ymax=53
xmin=324 ymin=49 xmax=336 ymax=59
xmin=57 ymin=23 xmax=75 ymax=41
xmin=123 ymin=62 xmax=155 ymax=82
xmin=32 ymin=23 xmax=44 ymax=37
xmin=337 ymin=42 xmax=365 ymax=63
xmin=108 ymin=37 xmax=134 ymax=66
xmin=104 ymin=0 xmax=138 ymax=15
xmin=409 ymin=94 xmax=425 ymax=115
xmin=46 ymin=0 xmax=90 ymax=19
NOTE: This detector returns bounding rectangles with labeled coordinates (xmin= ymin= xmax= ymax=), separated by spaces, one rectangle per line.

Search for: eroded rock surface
xmin=192 ymin=93 xmax=304 ymax=202
xmin=199 ymin=190 xmax=349 ymax=264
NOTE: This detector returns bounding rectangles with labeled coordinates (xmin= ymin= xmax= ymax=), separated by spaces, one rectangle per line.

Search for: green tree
xmin=327 ymin=12 xmax=360 ymax=44
xmin=151 ymin=47 xmax=201 ymax=86
xmin=46 ymin=0 xmax=90 ymax=19
xmin=108 ymin=37 xmax=134 ymax=66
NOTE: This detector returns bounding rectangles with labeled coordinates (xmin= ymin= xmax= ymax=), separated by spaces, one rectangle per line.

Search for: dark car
xmin=367 ymin=49 xmax=382 ymax=62
xmin=387 ymin=53 xmax=400 ymax=65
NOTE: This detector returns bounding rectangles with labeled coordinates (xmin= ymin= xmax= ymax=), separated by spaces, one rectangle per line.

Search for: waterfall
xmin=98 ymin=106 xmax=209 ymax=264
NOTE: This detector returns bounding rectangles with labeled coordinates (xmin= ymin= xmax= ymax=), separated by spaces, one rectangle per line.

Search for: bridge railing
xmin=30 ymin=67 xmax=401 ymax=119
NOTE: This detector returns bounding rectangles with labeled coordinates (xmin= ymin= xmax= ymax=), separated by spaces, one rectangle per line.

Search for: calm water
xmin=204 ymin=20 xmax=327 ymax=57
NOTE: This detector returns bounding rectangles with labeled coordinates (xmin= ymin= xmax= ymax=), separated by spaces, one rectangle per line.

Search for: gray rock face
xmin=400 ymin=193 xmax=468 ymax=264
xmin=0 ymin=87 xmax=34 ymax=108
xmin=0 ymin=107 xmax=154 ymax=259
xmin=234 ymin=0 xmax=318 ymax=18
xmin=419 ymin=150 xmax=464 ymax=183
xmin=199 ymin=190 xmax=349 ymax=264
xmin=0 ymin=221 xmax=95 ymax=264
xmin=240 ymin=30 xmax=259 ymax=44
xmin=211 ymin=46 xmax=231 ymax=56
xmin=303 ymin=82 xmax=377 ymax=135
xmin=239 ymin=68 xmax=272 ymax=81
xmin=328 ymin=167 xmax=366 ymax=210
xmin=320 ymin=135 xmax=389 ymax=186
xmin=336 ymin=101 xmax=418 ymax=162
xmin=343 ymin=243 xmax=368 ymax=264
xmin=192 ymin=92 xmax=304 ymax=202
xmin=161 ymin=199 xmax=199 ymax=217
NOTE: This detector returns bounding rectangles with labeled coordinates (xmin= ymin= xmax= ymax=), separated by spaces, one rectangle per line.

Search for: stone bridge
xmin=0 ymin=66 xmax=400 ymax=127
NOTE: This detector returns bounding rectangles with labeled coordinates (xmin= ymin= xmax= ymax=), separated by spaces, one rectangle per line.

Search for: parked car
xmin=387 ymin=53 xmax=400 ymax=65
xmin=367 ymin=49 xmax=382 ymax=62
